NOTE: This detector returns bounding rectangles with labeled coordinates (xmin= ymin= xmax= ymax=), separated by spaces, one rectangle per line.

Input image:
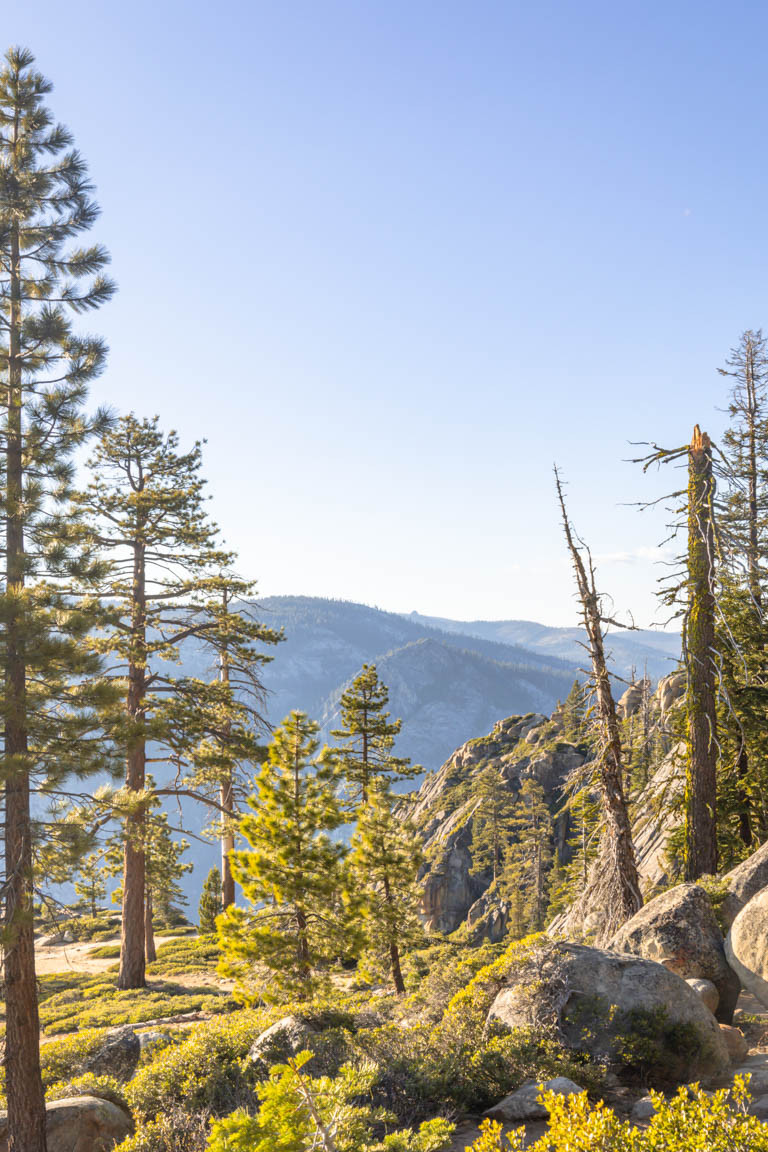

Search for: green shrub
xmin=205 ymin=1052 xmax=455 ymax=1152
xmin=38 ymin=975 xmax=231 ymax=1034
xmin=114 ymin=1106 xmax=211 ymax=1152
xmin=466 ymin=1077 xmax=768 ymax=1150
xmin=351 ymin=1019 xmax=599 ymax=1127
xmin=46 ymin=1072 xmax=129 ymax=1113
xmin=147 ymin=938 xmax=221 ymax=977
xmin=126 ymin=1010 xmax=273 ymax=1120
xmin=89 ymin=944 xmax=122 ymax=959
xmin=39 ymin=1028 xmax=108 ymax=1086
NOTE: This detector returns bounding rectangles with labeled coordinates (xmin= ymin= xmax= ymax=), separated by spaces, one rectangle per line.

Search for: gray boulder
xmin=726 ymin=888 xmax=768 ymax=1008
xmin=249 ymin=1015 xmax=320 ymax=1072
xmin=608 ymin=883 xmax=740 ymax=1023
xmin=484 ymin=1077 xmax=584 ymax=1121
xmin=631 ymin=1096 xmax=657 ymax=1122
xmin=84 ymin=1027 xmax=141 ymax=1082
xmin=0 ymin=1096 xmax=133 ymax=1152
xmin=721 ymin=840 xmax=768 ymax=930
xmin=487 ymin=941 xmax=729 ymax=1082
xmin=249 ymin=1014 xmax=348 ymax=1078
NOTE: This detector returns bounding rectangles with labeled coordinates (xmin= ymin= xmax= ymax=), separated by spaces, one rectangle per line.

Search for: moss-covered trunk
xmin=685 ymin=426 xmax=718 ymax=879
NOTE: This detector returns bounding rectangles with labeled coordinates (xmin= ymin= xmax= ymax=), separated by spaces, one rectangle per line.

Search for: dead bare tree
xmin=553 ymin=468 xmax=642 ymax=940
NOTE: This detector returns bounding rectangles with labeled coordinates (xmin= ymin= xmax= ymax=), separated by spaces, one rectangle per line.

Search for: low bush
xmin=126 ymin=1009 xmax=273 ymax=1120
xmin=352 ymin=1020 xmax=599 ymax=1127
xmin=114 ymin=1106 xmax=212 ymax=1152
xmin=38 ymin=974 xmax=231 ymax=1034
xmin=465 ymin=1078 xmax=768 ymax=1150
xmin=88 ymin=944 xmax=122 ymax=959
xmin=205 ymin=1052 xmax=455 ymax=1152
xmin=147 ymin=937 xmax=221 ymax=977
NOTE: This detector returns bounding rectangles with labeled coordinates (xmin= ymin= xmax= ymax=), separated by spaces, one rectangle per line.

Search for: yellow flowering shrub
xmin=464 ymin=1076 xmax=768 ymax=1151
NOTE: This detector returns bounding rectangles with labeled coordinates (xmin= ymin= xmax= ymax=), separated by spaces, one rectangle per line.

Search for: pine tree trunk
xmin=685 ymin=426 xmax=718 ymax=880
xmin=219 ymin=642 xmax=235 ymax=908
xmin=2 ymin=204 xmax=48 ymax=1152
xmin=295 ymin=906 xmax=311 ymax=980
xmin=118 ymin=536 xmax=147 ymax=990
xmin=737 ymin=742 xmax=754 ymax=848
xmin=221 ymin=776 xmax=235 ymax=909
xmin=144 ymin=889 xmax=156 ymax=964
xmin=382 ymin=875 xmax=406 ymax=994
xmin=390 ymin=941 xmax=406 ymax=995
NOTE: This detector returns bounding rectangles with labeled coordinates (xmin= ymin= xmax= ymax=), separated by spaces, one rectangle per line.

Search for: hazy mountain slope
xmin=258 ymin=596 xmax=577 ymax=771
xmin=318 ymin=636 xmax=573 ymax=776
xmin=405 ymin=611 xmax=681 ymax=681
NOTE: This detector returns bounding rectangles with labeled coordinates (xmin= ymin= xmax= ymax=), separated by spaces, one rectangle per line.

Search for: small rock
xmin=750 ymin=1094 xmax=768 ymax=1120
xmin=733 ymin=1065 xmax=768 ymax=1097
xmin=631 ymin=1096 xmax=657 ymax=1121
xmin=686 ymin=977 xmax=719 ymax=1015
xmin=484 ymin=1077 xmax=584 ymax=1121
xmin=138 ymin=1030 xmax=171 ymax=1053
xmin=84 ymin=1027 xmax=140 ymax=1082
xmin=720 ymin=1023 xmax=749 ymax=1064
xmin=249 ymin=1015 xmax=319 ymax=1072
xmin=0 ymin=1096 xmax=133 ymax=1152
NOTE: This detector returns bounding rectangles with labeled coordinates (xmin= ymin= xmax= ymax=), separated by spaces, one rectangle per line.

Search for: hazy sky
xmin=6 ymin=2 xmax=767 ymax=626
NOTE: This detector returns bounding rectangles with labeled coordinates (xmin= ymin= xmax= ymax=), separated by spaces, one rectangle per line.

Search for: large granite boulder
xmin=607 ymin=883 xmax=740 ymax=1023
xmin=720 ymin=840 xmax=768 ymax=930
xmin=725 ymin=888 xmax=768 ymax=1008
xmin=0 ymin=1096 xmax=133 ymax=1152
xmin=487 ymin=941 xmax=729 ymax=1082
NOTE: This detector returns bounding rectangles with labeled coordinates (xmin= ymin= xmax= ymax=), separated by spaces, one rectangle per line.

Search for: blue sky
xmin=6 ymin=1 xmax=768 ymax=626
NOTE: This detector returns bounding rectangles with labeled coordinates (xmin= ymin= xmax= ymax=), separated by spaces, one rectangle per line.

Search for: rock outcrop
xmin=405 ymin=715 xmax=587 ymax=935
xmin=0 ymin=1097 xmax=133 ymax=1152
xmin=487 ymin=941 xmax=730 ymax=1082
xmin=725 ymin=888 xmax=768 ymax=1008
xmin=607 ymin=883 xmax=740 ymax=1023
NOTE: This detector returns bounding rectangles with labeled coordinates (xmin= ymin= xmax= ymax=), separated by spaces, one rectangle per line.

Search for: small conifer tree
xmin=332 ymin=664 xmax=417 ymax=804
xmin=199 ymin=867 xmax=223 ymax=935
xmin=74 ymin=853 xmax=107 ymax=917
xmin=500 ymin=779 xmax=553 ymax=933
xmin=349 ymin=785 xmax=424 ymax=994
xmin=217 ymin=712 xmax=347 ymax=1001
xmin=470 ymin=765 xmax=517 ymax=882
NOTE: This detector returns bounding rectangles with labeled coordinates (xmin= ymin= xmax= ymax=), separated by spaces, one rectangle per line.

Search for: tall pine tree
xmin=71 ymin=414 xmax=276 ymax=988
xmin=0 ymin=47 xmax=115 ymax=1150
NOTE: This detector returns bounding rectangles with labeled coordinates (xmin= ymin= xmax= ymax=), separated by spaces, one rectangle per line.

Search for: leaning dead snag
xmin=553 ymin=468 xmax=642 ymax=939
xmin=685 ymin=425 xmax=718 ymax=878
